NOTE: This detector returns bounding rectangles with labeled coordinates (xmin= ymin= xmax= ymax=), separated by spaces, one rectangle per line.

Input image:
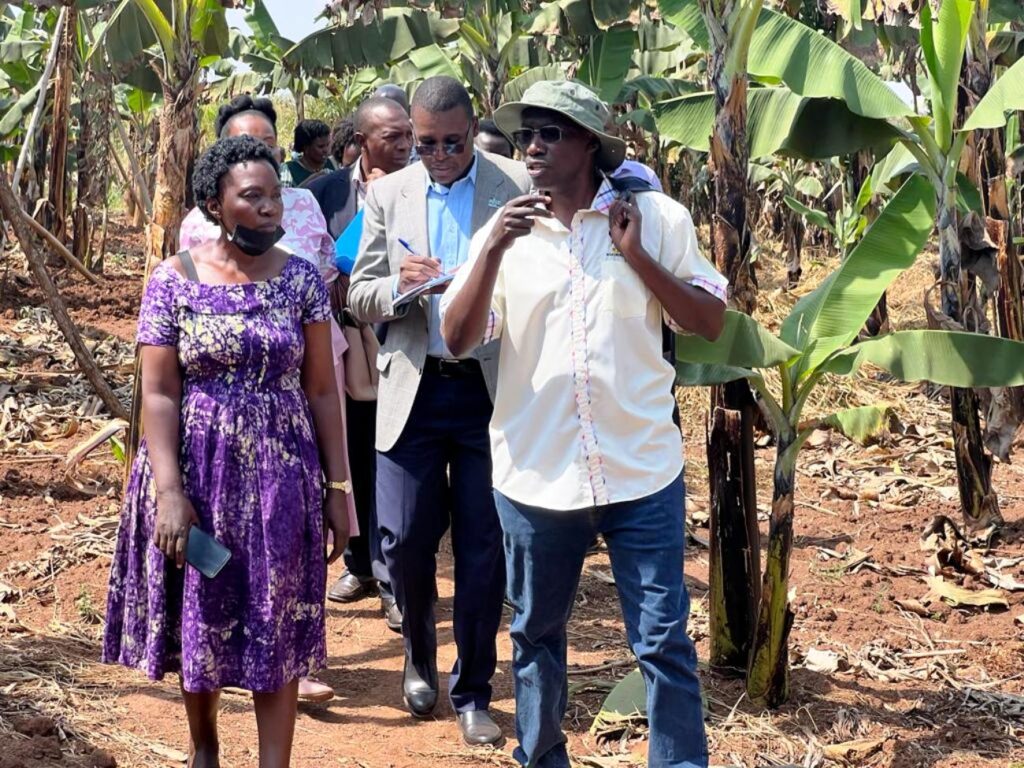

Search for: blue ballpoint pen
xmin=398 ymin=238 xmax=416 ymax=254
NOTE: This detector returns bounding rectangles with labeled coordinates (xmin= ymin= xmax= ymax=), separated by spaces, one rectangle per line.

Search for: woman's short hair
xmin=193 ymin=135 xmax=280 ymax=222
xmin=214 ymin=94 xmax=278 ymax=138
xmin=331 ymin=118 xmax=356 ymax=163
xmin=293 ymin=119 xmax=331 ymax=153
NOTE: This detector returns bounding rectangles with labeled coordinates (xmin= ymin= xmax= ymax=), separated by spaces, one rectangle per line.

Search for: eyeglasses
xmin=511 ymin=125 xmax=566 ymax=150
xmin=414 ymin=126 xmax=473 ymax=158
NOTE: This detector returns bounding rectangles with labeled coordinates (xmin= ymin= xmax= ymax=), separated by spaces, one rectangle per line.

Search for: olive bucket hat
xmin=493 ymin=80 xmax=626 ymax=172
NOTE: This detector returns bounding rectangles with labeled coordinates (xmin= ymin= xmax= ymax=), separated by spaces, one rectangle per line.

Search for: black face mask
xmin=226 ymin=223 xmax=286 ymax=256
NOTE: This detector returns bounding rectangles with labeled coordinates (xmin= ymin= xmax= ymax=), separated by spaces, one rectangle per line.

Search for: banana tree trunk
xmin=45 ymin=3 xmax=75 ymax=244
xmin=704 ymin=1 xmax=762 ymax=672
xmin=783 ymin=211 xmax=803 ymax=288
xmin=746 ymin=432 xmax=796 ymax=708
xmin=938 ymin=191 xmax=1002 ymax=530
xmin=73 ymin=22 xmax=113 ymax=271
xmin=126 ymin=63 xmax=200 ymax=470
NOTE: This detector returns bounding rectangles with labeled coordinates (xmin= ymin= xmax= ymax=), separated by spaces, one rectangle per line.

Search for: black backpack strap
xmin=178 ymin=250 xmax=199 ymax=282
xmin=607 ymin=173 xmax=657 ymax=195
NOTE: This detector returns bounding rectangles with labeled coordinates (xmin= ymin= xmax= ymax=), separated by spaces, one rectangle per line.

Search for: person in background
xmin=179 ymin=96 xmax=353 ymax=706
xmin=307 ymin=96 xmax=413 ymax=632
xmin=287 ymin=119 xmax=334 ymax=187
xmin=372 ymin=83 xmax=410 ymax=113
xmin=308 ymin=98 xmax=413 ymax=240
xmin=347 ymin=76 xmax=529 ymax=748
xmin=103 ymin=136 xmax=350 ymax=768
xmin=441 ymin=80 xmax=727 ymax=768
xmin=612 ymin=157 xmax=664 ymax=192
xmin=331 ymin=118 xmax=361 ymax=169
xmin=474 ymin=118 xmax=513 ymax=159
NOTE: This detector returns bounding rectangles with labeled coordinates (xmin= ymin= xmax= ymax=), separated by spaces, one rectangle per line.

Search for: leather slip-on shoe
xmin=402 ymin=657 xmax=438 ymax=718
xmin=383 ymin=598 xmax=403 ymax=633
xmin=457 ymin=710 xmax=505 ymax=747
xmin=327 ymin=571 xmax=378 ymax=603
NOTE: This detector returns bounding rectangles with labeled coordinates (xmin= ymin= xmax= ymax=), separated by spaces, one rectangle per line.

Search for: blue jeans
xmin=495 ymin=474 xmax=707 ymax=768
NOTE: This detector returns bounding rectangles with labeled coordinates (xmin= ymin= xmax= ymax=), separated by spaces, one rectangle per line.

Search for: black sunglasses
xmin=511 ymin=125 xmax=567 ymax=149
xmin=414 ymin=125 xmax=473 ymax=158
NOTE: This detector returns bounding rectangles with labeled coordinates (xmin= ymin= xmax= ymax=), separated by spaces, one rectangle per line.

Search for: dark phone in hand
xmin=185 ymin=526 xmax=231 ymax=578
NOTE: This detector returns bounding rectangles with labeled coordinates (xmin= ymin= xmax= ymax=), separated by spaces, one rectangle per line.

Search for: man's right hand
xmin=154 ymin=488 xmax=199 ymax=569
xmin=483 ymin=193 xmax=552 ymax=257
xmin=398 ymin=253 xmax=444 ymax=295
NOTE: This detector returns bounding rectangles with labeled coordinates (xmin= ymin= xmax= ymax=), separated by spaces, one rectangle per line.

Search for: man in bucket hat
xmin=441 ymin=80 xmax=727 ymax=768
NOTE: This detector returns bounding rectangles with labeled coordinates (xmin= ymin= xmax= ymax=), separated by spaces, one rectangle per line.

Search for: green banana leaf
xmin=577 ymin=26 xmax=636 ymax=102
xmin=591 ymin=0 xmax=635 ymax=29
xmin=748 ymin=10 xmax=911 ymax=120
xmin=0 ymin=82 xmax=39 ymax=137
xmin=823 ymin=331 xmax=1024 ymax=388
xmin=780 ymin=175 xmax=935 ymax=373
xmin=656 ymin=0 xmax=708 ymax=50
xmin=675 ymin=363 xmax=759 ymax=387
xmin=503 ymin=65 xmax=566 ymax=102
xmin=406 ymin=43 xmax=461 ymax=81
xmin=821 ymin=404 xmax=894 ymax=446
xmin=962 ymin=57 xmax=1024 ymax=132
xmin=616 ymin=75 xmax=699 ymax=105
xmin=655 ymin=89 xmax=898 ymax=161
xmin=919 ymin=0 xmax=971 ymax=148
xmin=592 ymin=668 xmax=646 ymax=735
xmin=783 ymin=196 xmax=833 ymax=234
xmin=659 ymin=1 xmax=911 ymax=120
xmin=676 ymin=311 xmax=801 ymax=370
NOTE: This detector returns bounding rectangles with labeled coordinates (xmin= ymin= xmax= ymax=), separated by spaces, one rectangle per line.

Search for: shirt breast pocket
xmin=601 ymin=259 xmax=649 ymax=319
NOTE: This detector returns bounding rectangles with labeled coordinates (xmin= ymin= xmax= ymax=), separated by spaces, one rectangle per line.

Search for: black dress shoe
xmin=382 ymin=598 xmax=403 ymax=633
xmin=457 ymin=710 xmax=504 ymax=747
xmin=402 ymin=657 xmax=438 ymax=718
xmin=327 ymin=571 xmax=378 ymax=603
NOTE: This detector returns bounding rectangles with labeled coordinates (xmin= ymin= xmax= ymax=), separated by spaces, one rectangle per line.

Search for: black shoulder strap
xmin=607 ymin=173 xmax=657 ymax=195
xmin=178 ymin=250 xmax=199 ymax=282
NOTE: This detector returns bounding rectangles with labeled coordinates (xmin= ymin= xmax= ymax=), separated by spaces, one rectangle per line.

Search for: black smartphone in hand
xmin=185 ymin=526 xmax=231 ymax=579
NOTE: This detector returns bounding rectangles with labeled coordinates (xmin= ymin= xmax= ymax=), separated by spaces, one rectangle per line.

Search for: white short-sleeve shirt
xmin=442 ymin=179 xmax=728 ymax=511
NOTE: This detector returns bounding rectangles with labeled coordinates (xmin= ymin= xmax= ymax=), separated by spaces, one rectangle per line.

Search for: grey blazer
xmin=347 ymin=151 xmax=531 ymax=452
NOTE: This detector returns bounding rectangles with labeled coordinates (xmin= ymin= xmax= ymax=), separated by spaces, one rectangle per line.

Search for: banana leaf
xmin=577 ymin=26 xmax=636 ymax=102
xmin=676 ymin=311 xmax=800 ymax=370
xmin=659 ymin=1 xmax=911 ymax=120
xmin=919 ymin=0 xmax=971 ymax=148
xmin=821 ymin=404 xmax=894 ymax=446
xmin=780 ymin=175 xmax=935 ymax=373
xmin=962 ymin=57 xmax=1024 ymax=132
xmin=823 ymin=331 xmax=1024 ymax=388
xmin=655 ymin=89 xmax=898 ymax=161
xmin=592 ymin=668 xmax=646 ymax=736
xmin=503 ymin=65 xmax=566 ymax=102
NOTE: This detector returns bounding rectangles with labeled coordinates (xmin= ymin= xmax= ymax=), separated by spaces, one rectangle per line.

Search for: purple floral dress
xmin=103 ymin=255 xmax=331 ymax=693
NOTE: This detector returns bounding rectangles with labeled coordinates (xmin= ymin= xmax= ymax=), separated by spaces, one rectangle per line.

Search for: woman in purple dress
xmin=103 ymin=135 xmax=350 ymax=768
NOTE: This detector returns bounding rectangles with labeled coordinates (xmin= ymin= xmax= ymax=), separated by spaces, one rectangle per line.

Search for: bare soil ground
xmin=1 ymin=220 xmax=1022 ymax=768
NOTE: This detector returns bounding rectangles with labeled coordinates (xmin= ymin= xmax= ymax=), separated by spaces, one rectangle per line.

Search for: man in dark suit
xmin=347 ymin=76 xmax=530 ymax=747
xmin=307 ymin=96 xmax=412 ymax=631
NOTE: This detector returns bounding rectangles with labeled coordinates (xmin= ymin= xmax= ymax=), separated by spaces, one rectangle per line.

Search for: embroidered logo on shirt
xmin=487 ymin=196 xmax=503 ymax=209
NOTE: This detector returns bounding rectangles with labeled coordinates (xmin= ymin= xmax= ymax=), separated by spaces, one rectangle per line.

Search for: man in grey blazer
xmin=347 ymin=76 xmax=529 ymax=747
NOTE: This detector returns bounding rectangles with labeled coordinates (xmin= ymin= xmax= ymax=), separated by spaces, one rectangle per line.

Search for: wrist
xmin=325 ymin=479 xmax=352 ymax=493
xmin=156 ymin=485 xmax=185 ymax=498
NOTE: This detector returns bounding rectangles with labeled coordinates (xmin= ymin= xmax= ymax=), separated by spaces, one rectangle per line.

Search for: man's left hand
xmin=609 ymin=193 xmax=644 ymax=263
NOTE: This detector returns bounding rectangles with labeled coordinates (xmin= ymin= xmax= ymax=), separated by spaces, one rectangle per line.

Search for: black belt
xmin=424 ymin=356 xmax=481 ymax=378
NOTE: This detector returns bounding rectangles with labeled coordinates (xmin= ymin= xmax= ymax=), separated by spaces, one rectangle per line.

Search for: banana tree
xmin=655 ymin=0 xmax=1024 ymax=532
xmin=675 ymin=174 xmax=1024 ymax=707
xmin=91 ymin=0 xmax=231 ymax=466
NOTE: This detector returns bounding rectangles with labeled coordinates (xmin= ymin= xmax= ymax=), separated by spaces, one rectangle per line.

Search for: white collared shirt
xmin=441 ymin=181 xmax=727 ymax=511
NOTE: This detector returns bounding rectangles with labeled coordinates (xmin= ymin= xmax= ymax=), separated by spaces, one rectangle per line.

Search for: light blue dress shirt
xmin=425 ymin=157 xmax=478 ymax=357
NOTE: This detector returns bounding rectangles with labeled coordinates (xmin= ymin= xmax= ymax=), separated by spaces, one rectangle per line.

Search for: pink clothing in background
xmin=178 ymin=186 xmax=358 ymax=538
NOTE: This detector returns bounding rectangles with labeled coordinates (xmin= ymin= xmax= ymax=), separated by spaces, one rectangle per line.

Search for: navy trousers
xmin=342 ymin=396 xmax=392 ymax=598
xmin=376 ymin=367 xmax=505 ymax=713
